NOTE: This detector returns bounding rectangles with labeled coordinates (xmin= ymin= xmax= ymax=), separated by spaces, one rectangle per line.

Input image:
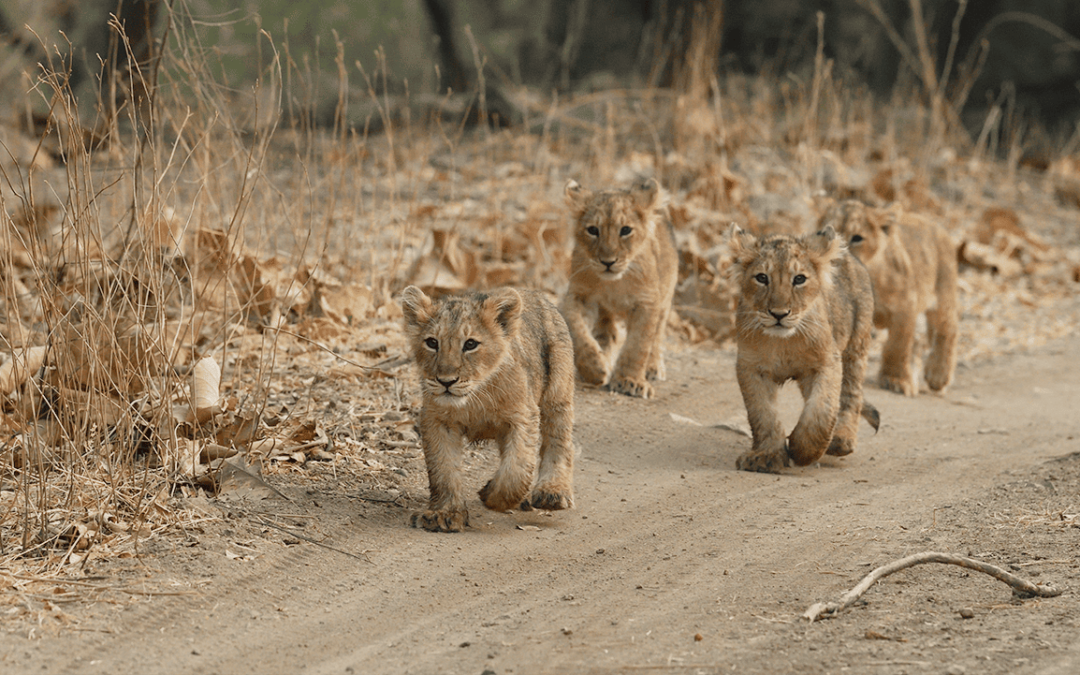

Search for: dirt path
xmin=3 ymin=336 xmax=1080 ymax=675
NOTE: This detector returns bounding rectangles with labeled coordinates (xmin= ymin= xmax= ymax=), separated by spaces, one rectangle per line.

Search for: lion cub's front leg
xmin=608 ymin=305 xmax=662 ymax=399
xmin=789 ymin=363 xmax=842 ymax=465
xmin=561 ymin=297 xmax=609 ymax=386
xmin=734 ymin=368 xmax=789 ymax=473
xmin=923 ymin=292 xmax=958 ymax=393
xmin=412 ymin=422 xmax=470 ymax=533
xmin=478 ymin=414 xmax=539 ymax=513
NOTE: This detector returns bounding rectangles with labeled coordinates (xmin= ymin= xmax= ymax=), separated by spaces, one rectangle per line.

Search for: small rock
xmin=694 ymin=633 xmax=704 ymax=642
xmin=945 ymin=666 xmax=966 ymax=675
xmin=958 ymin=608 xmax=975 ymax=619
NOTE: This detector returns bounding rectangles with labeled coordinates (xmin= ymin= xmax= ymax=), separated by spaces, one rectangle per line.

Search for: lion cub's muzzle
xmin=428 ymin=375 xmax=470 ymax=405
xmin=762 ymin=309 xmax=797 ymax=336
xmin=596 ymin=256 xmax=627 ymax=279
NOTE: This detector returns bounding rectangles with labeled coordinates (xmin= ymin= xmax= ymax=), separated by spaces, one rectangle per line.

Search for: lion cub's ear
xmin=481 ymin=288 xmax=523 ymax=335
xmin=565 ymin=180 xmax=593 ymax=217
xmin=400 ymin=285 xmax=435 ymax=327
xmin=806 ymin=225 xmax=846 ymax=265
xmin=630 ymin=178 xmax=665 ymax=215
xmin=727 ymin=223 xmax=759 ymax=267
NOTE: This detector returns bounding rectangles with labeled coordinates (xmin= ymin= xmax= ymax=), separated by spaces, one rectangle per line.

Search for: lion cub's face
xmin=818 ymin=200 xmax=888 ymax=264
xmin=728 ymin=226 xmax=844 ymax=338
xmin=400 ymin=286 xmax=522 ymax=408
xmin=565 ymin=179 xmax=666 ymax=280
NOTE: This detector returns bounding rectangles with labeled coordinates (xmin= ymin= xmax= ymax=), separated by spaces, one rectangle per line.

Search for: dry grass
xmin=0 ymin=0 xmax=1078 ymax=591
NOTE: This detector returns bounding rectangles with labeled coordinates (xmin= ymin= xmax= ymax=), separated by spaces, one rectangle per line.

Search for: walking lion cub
xmin=561 ymin=178 xmax=678 ymax=399
xmin=819 ymin=200 xmax=959 ymax=395
xmin=400 ymin=286 xmax=576 ymax=532
xmin=729 ymin=225 xmax=879 ymax=473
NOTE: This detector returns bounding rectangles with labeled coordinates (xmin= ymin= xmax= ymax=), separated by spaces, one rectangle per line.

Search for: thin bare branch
xmin=805 ymin=552 xmax=1063 ymax=622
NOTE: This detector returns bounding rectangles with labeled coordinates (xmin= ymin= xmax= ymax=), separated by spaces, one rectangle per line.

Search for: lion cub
xmin=400 ymin=286 xmax=576 ymax=532
xmin=819 ymin=200 xmax=959 ymax=395
xmin=729 ymin=225 xmax=879 ymax=473
xmin=561 ymin=178 xmax=678 ymax=399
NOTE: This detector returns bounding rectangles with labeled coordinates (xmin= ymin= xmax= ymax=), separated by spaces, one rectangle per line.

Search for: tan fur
xmin=560 ymin=178 xmax=679 ymax=399
xmin=400 ymin=286 xmax=576 ymax=532
xmin=819 ymin=200 xmax=959 ymax=395
xmin=729 ymin=225 xmax=879 ymax=473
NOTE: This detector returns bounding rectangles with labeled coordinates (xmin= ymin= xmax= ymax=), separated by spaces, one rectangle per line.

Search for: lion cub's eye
xmin=424 ymin=337 xmax=439 ymax=351
xmin=620 ymin=226 xmax=633 ymax=237
xmin=754 ymin=273 xmax=769 ymax=285
xmin=793 ymin=274 xmax=807 ymax=286
xmin=586 ymin=226 xmax=600 ymax=237
xmin=462 ymin=338 xmax=479 ymax=352
xmin=850 ymin=234 xmax=864 ymax=244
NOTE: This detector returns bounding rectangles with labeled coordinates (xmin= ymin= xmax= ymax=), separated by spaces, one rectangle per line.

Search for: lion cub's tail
xmin=861 ymin=402 xmax=881 ymax=433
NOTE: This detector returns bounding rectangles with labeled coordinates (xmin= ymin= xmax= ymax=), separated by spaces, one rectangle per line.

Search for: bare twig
xmin=804 ymin=551 xmax=1063 ymax=622
xmin=238 ymin=509 xmax=372 ymax=564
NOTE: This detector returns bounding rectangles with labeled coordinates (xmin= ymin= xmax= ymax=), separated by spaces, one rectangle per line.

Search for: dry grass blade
xmin=804 ymin=552 xmax=1064 ymax=622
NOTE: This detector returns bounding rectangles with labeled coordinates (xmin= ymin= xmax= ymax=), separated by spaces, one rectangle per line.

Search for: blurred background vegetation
xmin=2 ymin=0 xmax=1078 ymax=139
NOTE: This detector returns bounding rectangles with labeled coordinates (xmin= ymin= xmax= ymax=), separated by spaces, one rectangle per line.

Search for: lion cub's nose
xmin=600 ymin=259 xmax=618 ymax=270
xmin=437 ymin=377 xmax=459 ymax=388
xmin=769 ymin=309 xmax=790 ymax=321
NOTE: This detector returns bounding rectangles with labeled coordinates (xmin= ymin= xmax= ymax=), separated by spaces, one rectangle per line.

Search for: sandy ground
xmin=2 ymin=331 xmax=1080 ymax=675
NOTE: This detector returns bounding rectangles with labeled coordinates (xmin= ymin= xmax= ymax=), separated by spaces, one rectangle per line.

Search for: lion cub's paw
xmin=607 ymin=375 xmax=654 ymax=399
xmin=645 ymin=357 xmax=666 ymax=382
xmin=880 ymin=373 xmax=917 ymax=397
xmin=411 ymin=508 xmax=469 ymax=533
xmin=924 ymin=367 xmax=951 ymax=393
xmin=478 ymin=480 xmax=529 ymax=513
xmin=736 ymin=448 xmax=789 ymax=474
xmin=576 ymin=354 xmax=609 ymax=386
xmin=825 ymin=436 xmax=855 ymax=457
xmin=529 ymin=489 xmax=574 ymax=511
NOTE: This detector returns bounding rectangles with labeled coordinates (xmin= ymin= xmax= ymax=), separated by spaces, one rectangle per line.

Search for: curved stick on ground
xmin=804 ymin=551 xmax=1063 ymax=622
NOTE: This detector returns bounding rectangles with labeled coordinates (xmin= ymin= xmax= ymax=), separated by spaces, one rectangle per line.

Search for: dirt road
xmin=3 ymin=335 xmax=1080 ymax=675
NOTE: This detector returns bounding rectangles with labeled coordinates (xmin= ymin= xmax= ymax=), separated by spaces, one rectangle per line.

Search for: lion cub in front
xmin=400 ymin=286 xmax=576 ymax=532
xmin=561 ymin=178 xmax=678 ymax=399
xmin=729 ymin=226 xmax=879 ymax=473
